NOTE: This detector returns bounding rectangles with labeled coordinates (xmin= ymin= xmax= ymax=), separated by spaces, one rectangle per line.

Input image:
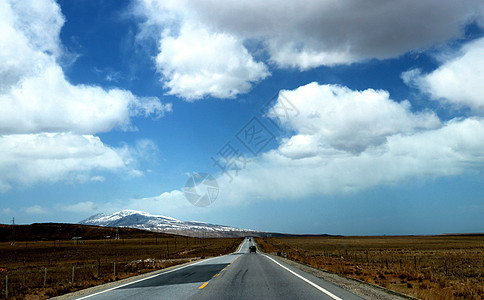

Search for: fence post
xmin=114 ymin=262 xmax=116 ymax=277
xmin=72 ymin=265 xmax=75 ymax=284
xmin=43 ymin=268 xmax=47 ymax=287
xmin=166 ymin=240 xmax=169 ymax=258
xmin=5 ymin=275 xmax=7 ymax=298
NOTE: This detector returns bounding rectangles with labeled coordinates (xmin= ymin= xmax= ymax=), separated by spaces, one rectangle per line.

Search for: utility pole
xmin=11 ymin=217 xmax=15 ymax=245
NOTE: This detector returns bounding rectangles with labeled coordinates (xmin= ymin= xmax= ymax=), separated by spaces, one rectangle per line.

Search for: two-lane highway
xmin=69 ymin=238 xmax=365 ymax=299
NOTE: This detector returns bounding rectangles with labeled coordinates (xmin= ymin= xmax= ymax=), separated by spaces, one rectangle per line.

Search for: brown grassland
xmin=256 ymin=235 xmax=484 ymax=300
xmin=0 ymin=226 xmax=242 ymax=299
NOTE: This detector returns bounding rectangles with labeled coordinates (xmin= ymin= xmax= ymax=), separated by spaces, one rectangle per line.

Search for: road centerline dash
xmin=198 ymin=282 xmax=209 ymax=289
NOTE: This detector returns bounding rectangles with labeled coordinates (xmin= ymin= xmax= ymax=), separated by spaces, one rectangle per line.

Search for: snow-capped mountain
xmin=79 ymin=210 xmax=260 ymax=237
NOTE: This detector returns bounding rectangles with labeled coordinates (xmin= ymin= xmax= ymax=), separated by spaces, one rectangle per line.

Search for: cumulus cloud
xmin=0 ymin=0 xmax=170 ymax=190
xmin=229 ymin=117 xmax=484 ymax=200
xmin=135 ymin=0 xmax=484 ymax=82
xmin=273 ymin=83 xmax=441 ymax=154
xmin=0 ymin=0 xmax=63 ymax=91
xmin=0 ymin=63 xmax=171 ymax=134
xmin=149 ymin=83 xmax=484 ymax=205
xmin=156 ymin=22 xmax=269 ymax=100
xmin=0 ymin=133 xmax=127 ymax=190
xmin=214 ymin=84 xmax=484 ymax=202
xmin=134 ymin=0 xmax=271 ymax=100
xmin=0 ymin=0 xmax=171 ymax=135
xmin=403 ymin=37 xmax=484 ymax=111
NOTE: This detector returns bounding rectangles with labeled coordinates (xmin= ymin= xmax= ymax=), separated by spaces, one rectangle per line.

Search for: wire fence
xmin=0 ymin=257 xmax=192 ymax=299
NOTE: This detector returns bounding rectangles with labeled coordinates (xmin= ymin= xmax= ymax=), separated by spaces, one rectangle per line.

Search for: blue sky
xmin=1 ymin=0 xmax=483 ymax=235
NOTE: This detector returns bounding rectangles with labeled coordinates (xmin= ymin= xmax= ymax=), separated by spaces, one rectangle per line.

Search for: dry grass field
xmin=0 ymin=230 xmax=242 ymax=299
xmin=256 ymin=235 xmax=484 ymax=300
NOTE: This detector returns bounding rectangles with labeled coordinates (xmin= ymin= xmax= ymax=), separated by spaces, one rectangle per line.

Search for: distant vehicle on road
xmin=249 ymin=246 xmax=256 ymax=253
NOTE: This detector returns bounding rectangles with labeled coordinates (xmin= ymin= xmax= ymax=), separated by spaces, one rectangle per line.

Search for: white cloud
xmin=0 ymin=0 xmax=171 ymax=135
xmin=94 ymin=190 xmax=200 ymax=218
xmin=240 ymin=117 xmax=484 ymax=198
xmin=149 ymin=83 xmax=484 ymax=205
xmin=214 ymin=83 xmax=484 ymax=201
xmin=0 ymin=63 xmax=171 ymax=134
xmin=90 ymin=176 xmax=106 ymax=182
xmin=135 ymin=0 xmax=484 ymax=76
xmin=0 ymin=133 xmax=127 ymax=190
xmin=273 ymin=83 xmax=441 ymax=153
xmin=155 ymin=22 xmax=269 ymax=100
xmin=0 ymin=0 xmax=171 ymax=190
xmin=266 ymin=41 xmax=354 ymax=70
xmin=403 ymin=37 xmax=484 ymax=111
xmin=7 ymin=0 xmax=64 ymax=58
xmin=58 ymin=201 xmax=98 ymax=213
xmin=278 ymin=134 xmax=320 ymax=160
xmin=0 ymin=0 xmax=63 ymax=91
xmin=128 ymin=190 xmax=190 ymax=214
xmin=24 ymin=205 xmax=47 ymax=215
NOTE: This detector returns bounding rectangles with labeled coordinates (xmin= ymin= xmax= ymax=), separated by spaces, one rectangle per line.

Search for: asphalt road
xmin=70 ymin=238 xmax=365 ymax=300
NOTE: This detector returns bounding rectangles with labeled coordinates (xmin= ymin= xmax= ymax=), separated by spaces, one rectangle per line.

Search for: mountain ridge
xmin=79 ymin=209 xmax=261 ymax=237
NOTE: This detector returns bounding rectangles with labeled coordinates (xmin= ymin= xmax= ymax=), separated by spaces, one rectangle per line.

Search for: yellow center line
xmin=197 ymin=243 xmax=246 ymax=291
xmin=198 ymin=282 xmax=209 ymax=289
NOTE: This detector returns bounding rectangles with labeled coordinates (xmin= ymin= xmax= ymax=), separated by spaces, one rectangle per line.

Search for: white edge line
xmin=262 ymin=254 xmax=343 ymax=300
xmin=76 ymin=257 xmax=218 ymax=300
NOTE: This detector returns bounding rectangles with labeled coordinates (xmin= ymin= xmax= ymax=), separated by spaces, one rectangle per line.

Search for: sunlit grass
xmin=0 ymin=237 xmax=242 ymax=299
xmin=257 ymin=235 xmax=484 ymax=299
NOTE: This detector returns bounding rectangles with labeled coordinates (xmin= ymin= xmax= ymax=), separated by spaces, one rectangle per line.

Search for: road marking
xmin=75 ymin=257 xmax=218 ymax=299
xmin=75 ymin=239 xmax=248 ymax=299
xmin=213 ymin=273 xmax=219 ymax=277
xmin=263 ymin=255 xmax=343 ymax=300
xmin=198 ymin=282 xmax=209 ymax=289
